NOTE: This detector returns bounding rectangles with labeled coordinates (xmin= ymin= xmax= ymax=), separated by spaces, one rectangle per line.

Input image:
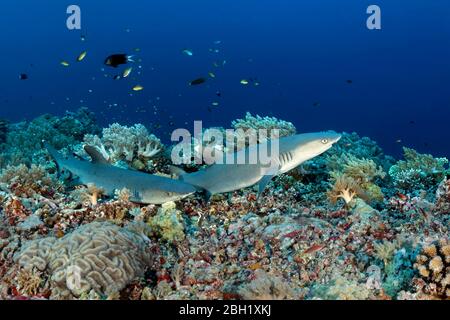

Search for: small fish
xmin=77 ymin=51 xmax=87 ymax=62
xmin=182 ymin=49 xmax=193 ymax=56
xmin=346 ymin=79 xmax=353 ymax=84
xmin=216 ymin=91 xmax=222 ymax=97
xmin=80 ymin=35 xmax=86 ymax=42
xmin=313 ymin=102 xmax=321 ymax=107
xmin=240 ymin=79 xmax=249 ymax=85
xmin=208 ymin=72 xmax=216 ymax=78
xmin=132 ymin=85 xmax=144 ymax=91
xmin=189 ymin=78 xmax=207 ymax=86
xmin=211 ymin=102 xmax=219 ymax=106
xmin=213 ymin=40 xmax=222 ymax=45
xmin=396 ymin=139 xmax=402 ymax=143
xmin=397 ymin=193 xmax=408 ymax=201
xmin=303 ymin=244 xmax=325 ymax=254
xmin=61 ymin=61 xmax=70 ymax=67
xmin=113 ymin=75 xmax=121 ymax=80
xmin=19 ymin=74 xmax=28 ymax=80
xmin=104 ymin=54 xmax=134 ymax=68
xmin=123 ymin=67 xmax=133 ymax=78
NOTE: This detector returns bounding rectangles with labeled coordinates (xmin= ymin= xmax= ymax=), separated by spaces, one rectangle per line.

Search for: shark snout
xmin=325 ymin=130 xmax=342 ymax=144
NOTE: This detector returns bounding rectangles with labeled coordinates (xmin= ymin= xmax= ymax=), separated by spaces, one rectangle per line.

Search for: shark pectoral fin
xmin=83 ymin=145 xmax=109 ymax=165
xmin=202 ymin=190 xmax=213 ymax=203
xmin=257 ymin=174 xmax=274 ymax=198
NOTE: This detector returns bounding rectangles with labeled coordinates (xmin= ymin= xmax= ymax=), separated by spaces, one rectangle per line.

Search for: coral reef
xmin=0 ymin=108 xmax=99 ymax=168
xmin=0 ymin=112 xmax=448 ymax=301
xmin=0 ymin=119 xmax=8 ymax=144
xmin=14 ymin=222 xmax=153 ymax=299
xmin=389 ymin=147 xmax=448 ymax=193
xmin=0 ymin=164 xmax=62 ymax=198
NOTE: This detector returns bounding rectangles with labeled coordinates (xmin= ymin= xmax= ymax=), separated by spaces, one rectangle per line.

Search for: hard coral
xmin=414 ymin=240 xmax=449 ymax=299
xmin=14 ymin=221 xmax=153 ymax=299
xmin=84 ymin=123 xmax=163 ymax=166
xmin=231 ymin=112 xmax=296 ymax=145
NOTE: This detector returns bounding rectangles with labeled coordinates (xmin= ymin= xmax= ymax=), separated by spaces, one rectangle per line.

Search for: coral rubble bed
xmin=0 ymin=109 xmax=448 ymax=300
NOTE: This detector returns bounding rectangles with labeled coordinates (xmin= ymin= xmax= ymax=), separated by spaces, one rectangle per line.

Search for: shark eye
xmin=321 ymin=139 xmax=329 ymax=144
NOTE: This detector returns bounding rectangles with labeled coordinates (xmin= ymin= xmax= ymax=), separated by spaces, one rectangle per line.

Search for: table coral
xmin=14 ymin=221 xmax=153 ymax=299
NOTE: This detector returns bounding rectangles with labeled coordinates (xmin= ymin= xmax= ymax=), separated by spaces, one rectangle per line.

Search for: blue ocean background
xmin=1 ymin=0 xmax=449 ymax=158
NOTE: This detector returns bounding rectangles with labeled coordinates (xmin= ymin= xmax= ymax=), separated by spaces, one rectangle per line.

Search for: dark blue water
xmin=1 ymin=0 xmax=449 ymax=157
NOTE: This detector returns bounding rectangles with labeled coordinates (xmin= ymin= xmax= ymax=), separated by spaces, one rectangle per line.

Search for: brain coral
xmin=14 ymin=221 xmax=153 ymax=299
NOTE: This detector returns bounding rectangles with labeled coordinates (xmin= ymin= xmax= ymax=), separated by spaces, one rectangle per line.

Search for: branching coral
xmin=414 ymin=240 xmax=449 ymax=299
xmin=232 ymin=112 xmax=297 ymax=138
xmin=0 ymin=164 xmax=61 ymax=198
xmin=14 ymin=221 xmax=153 ymax=299
xmin=389 ymin=147 xmax=448 ymax=192
xmin=84 ymin=123 xmax=163 ymax=167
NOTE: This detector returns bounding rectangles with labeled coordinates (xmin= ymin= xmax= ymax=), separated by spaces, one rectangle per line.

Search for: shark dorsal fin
xmin=83 ymin=145 xmax=110 ymax=164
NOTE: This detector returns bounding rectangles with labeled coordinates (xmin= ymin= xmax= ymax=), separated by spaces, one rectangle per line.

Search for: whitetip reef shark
xmin=45 ymin=143 xmax=197 ymax=204
xmin=177 ymin=131 xmax=342 ymax=201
